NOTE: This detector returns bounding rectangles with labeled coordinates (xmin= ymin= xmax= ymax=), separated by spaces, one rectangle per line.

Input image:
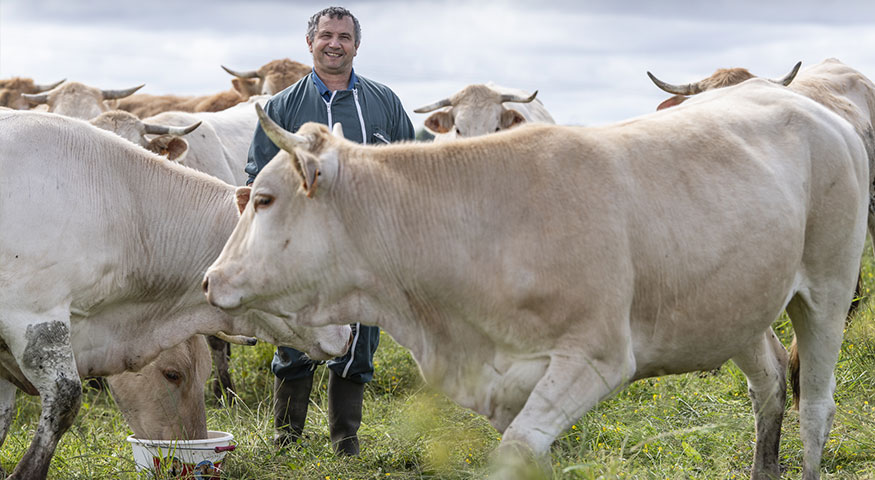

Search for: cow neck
xmin=332 ymin=143 xmax=482 ymax=355
xmin=128 ymin=158 xmax=238 ymax=303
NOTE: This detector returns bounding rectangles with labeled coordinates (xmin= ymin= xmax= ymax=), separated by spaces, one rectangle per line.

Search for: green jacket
xmin=245 ymin=70 xmax=415 ymax=185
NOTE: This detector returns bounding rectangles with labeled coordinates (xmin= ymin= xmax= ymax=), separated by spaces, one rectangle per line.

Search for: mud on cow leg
xmin=6 ymin=319 xmax=82 ymax=480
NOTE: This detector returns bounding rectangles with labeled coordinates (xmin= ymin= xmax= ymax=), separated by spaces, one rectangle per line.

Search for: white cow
xmin=89 ymin=109 xmax=201 ymax=161
xmin=649 ymin=59 xmax=875 ymax=416
xmin=22 ymin=81 xmax=144 ymax=120
xmin=204 ymin=81 xmax=869 ymax=480
xmin=142 ymin=95 xmax=268 ymax=185
xmin=414 ymin=82 xmax=554 ymax=141
xmin=0 ymin=110 xmax=351 ymax=480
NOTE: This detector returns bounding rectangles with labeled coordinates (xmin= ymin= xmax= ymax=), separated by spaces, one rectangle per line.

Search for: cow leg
xmin=491 ymin=354 xmax=631 ymax=478
xmin=0 ymin=377 xmax=17 ymax=446
xmin=206 ymin=335 xmax=235 ymax=404
xmin=785 ymin=290 xmax=847 ymax=480
xmin=2 ymin=314 xmax=82 ymax=480
xmin=0 ymin=376 xmax=16 ymax=476
xmin=731 ymin=328 xmax=788 ymax=480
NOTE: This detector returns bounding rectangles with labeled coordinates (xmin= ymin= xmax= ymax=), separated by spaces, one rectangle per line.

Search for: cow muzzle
xmin=202 ymin=269 xmax=246 ymax=314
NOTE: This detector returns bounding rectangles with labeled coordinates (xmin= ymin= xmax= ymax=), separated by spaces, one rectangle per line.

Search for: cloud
xmin=3 ymin=0 xmax=875 ymax=129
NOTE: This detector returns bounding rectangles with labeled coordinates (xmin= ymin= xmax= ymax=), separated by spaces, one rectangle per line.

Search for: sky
xmin=3 ymin=0 xmax=875 ymax=130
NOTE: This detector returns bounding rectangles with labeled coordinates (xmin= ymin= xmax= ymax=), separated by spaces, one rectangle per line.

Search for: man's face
xmin=307 ymin=15 xmax=358 ymax=77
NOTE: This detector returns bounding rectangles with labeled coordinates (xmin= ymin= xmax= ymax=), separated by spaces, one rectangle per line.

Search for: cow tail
xmin=788 ymin=334 xmax=801 ymax=411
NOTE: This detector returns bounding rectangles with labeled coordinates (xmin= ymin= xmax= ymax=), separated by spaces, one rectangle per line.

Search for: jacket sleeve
xmin=391 ymin=93 xmax=416 ymax=142
xmin=244 ymin=98 xmax=283 ymax=186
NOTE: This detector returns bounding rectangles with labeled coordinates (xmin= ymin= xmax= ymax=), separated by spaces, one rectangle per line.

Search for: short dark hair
xmin=307 ymin=7 xmax=361 ymax=47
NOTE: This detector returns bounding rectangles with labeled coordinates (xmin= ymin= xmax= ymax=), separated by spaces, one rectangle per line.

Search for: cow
xmin=0 ymin=77 xmax=65 ymax=110
xmin=89 ymin=110 xmax=201 ymax=161
xmin=113 ymin=59 xmax=308 ymax=118
xmin=647 ymin=62 xmax=801 ymax=110
xmin=648 ymin=58 xmax=875 ymax=408
xmin=203 ymin=83 xmax=870 ymax=480
xmin=0 ymin=109 xmax=351 ymax=480
xmin=21 ymin=80 xmax=144 ymax=120
xmin=222 ymin=58 xmax=311 ymax=100
xmin=414 ymin=82 xmax=554 ymax=141
xmin=104 ymin=335 xmax=211 ymax=441
xmin=141 ymin=95 xmax=269 ymax=186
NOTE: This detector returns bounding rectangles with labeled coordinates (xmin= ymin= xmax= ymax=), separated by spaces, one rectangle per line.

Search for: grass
xmin=2 ymin=254 xmax=875 ymax=479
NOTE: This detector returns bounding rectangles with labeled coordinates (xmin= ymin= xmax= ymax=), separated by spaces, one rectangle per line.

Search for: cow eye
xmin=494 ymin=127 xmax=500 ymax=132
xmin=254 ymin=194 xmax=274 ymax=210
xmin=163 ymin=370 xmax=182 ymax=384
xmin=455 ymin=128 xmax=461 ymax=135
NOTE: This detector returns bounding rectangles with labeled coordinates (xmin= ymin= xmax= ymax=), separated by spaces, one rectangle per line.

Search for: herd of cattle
xmin=0 ymin=56 xmax=873 ymax=479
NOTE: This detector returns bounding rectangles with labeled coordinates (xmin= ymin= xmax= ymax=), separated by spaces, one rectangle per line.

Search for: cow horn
xmin=144 ymin=120 xmax=202 ymax=136
xmin=215 ymin=331 xmax=258 ymax=346
xmin=221 ymin=65 xmax=261 ymax=79
xmin=413 ymin=98 xmax=452 ymax=113
xmin=214 ymin=332 xmax=258 ymax=347
xmin=500 ymin=90 xmax=538 ymax=104
xmin=101 ymin=84 xmax=145 ymax=100
xmin=255 ymin=103 xmax=308 ymax=151
xmin=770 ymin=61 xmax=802 ymax=86
xmin=21 ymin=92 xmax=49 ymax=105
xmin=34 ymin=79 xmax=65 ymax=93
xmin=646 ymin=71 xmax=703 ymax=96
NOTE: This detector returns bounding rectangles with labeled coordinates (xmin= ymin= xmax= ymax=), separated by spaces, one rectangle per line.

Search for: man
xmin=244 ymin=6 xmax=415 ymax=456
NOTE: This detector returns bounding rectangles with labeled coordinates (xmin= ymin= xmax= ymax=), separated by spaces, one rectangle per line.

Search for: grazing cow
xmin=113 ymin=59 xmax=307 ymax=118
xmin=204 ymin=83 xmax=869 ymax=480
xmin=21 ymin=81 xmax=144 ymax=120
xmin=0 ymin=110 xmax=351 ymax=480
xmin=105 ymin=336 xmax=211 ymax=440
xmin=0 ymin=77 xmax=65 ymax=110
xmin=222 ymin=58 xmax=311 ymax=99
xmin=90 ymin=110 xmax=201 ymax=161
xmin=414 ymin=82 xmax=554 ymax=140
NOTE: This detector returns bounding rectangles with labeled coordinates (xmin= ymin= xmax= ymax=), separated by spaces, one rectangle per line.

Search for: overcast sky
xmin=3 ymin=0 xmax=875 ymax=130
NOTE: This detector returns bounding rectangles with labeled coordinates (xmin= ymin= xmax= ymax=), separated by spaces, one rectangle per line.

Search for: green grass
xmin=3 ymin=256 xmax=875 ymax=479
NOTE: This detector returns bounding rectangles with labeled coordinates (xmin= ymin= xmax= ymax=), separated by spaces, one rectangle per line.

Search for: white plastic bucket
xmin=126 ymin=430 xmax=235 ymax=478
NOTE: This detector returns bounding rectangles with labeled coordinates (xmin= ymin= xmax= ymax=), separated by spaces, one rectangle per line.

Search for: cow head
xmin=415 ymin=84 xmax=537 ymax=140
xmin=223 ymin=58 xmax=311 ymax=100
xmin=0 ymin=77 xmax=65 ymax=110
xmin=106 ymin=335 xmax=210 ymax=440
xmin=648 ymin=62 xmax=801 ymax=110
xmin=90 ymin=110 xmax=200 ymax=161
xmin=23 ymin=81 xmax=144 ymax=120
xmin=204 ymin=105 xmax=369 ymax=344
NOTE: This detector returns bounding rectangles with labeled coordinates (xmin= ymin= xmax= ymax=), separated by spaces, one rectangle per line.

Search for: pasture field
xmin=1 ymin=250 xmax=874 ymax=479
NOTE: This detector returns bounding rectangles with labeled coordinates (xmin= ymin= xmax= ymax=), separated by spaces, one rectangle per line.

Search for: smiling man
xmin=244 ymin=6 xmax=414 ymax=456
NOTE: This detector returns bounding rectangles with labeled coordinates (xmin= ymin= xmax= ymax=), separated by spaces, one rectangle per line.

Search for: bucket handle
xmin=215 ymin=445 xmax=236 ymax=453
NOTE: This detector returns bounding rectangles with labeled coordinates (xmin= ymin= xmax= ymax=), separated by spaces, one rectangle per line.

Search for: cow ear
xmin=657 ymin=95 xmax=687 ymax=110
xmin=291 ymin=150 xmax=321 ymax=198
xmin=332 ymin=122 xmax=345 ymax=138
xmin=231 ymin=78 xmax=259 ymax=98
xmin=147 ymin=135 xmax=189 ymax=162
xmin=235 ymin=186 xmax=251 ymax=214
xmin=424 ymin=111 xmax=453 ymax=134
xmin=500 ymin=108 xmax=526 ymax=130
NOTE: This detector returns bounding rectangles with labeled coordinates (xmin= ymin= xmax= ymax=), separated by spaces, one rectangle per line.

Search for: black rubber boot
xmin=273 ymin=375 xmax=314 ymax=447
xmin=328 ymin=371 xmax=364 ymax=456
